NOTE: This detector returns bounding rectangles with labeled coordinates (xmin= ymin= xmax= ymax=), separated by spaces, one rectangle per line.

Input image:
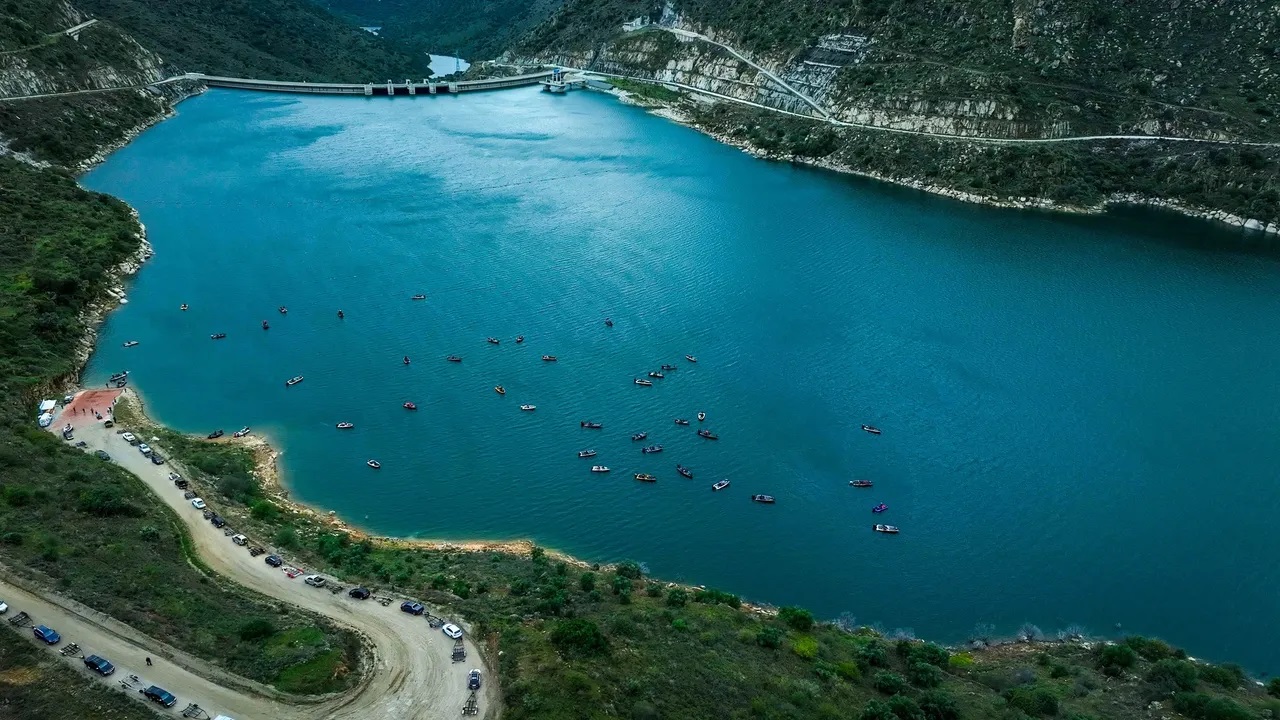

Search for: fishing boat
xmin=207 ymin=429 xmax=224 ymax=440
xmin=262 ymin=320 xmax=269 ymax=330
xmin=634 ymin=378 xmax=653 ymax=386
xmin=751 ymin=494 xmax=776 ymax=504
xmin=109 ymin=371 xmax=129 ymax=383
xmin=446 ymin=355 xmax=462 ymax=362
xmin=697 ymin=411 xmax=706 ymax=422
xmin=648 ymin=371 xmax=664 ymax=379
xmin=861 ymin=424 xmax=882 ymax=435
xmin=631 ymin=431 xmax=648 ymax=441
xmin=232 ymin=426 xmax=251 ymax=438
xmin=486 ymin=337 xmax=500 ymax=345
xmin=873 ymin=524 xmax=900 ymax=534
xmin=122 ymin=341 xmax=139 ymax=348
xmin=520 ymin=404 xmax=536 ymax=411
xmin=515 ymin=336 xmax=525 ymax=343
xmin=634 ymin=473 xmax=656 ymax=482
xmin=278 ymin=306 xmax=288 ymax=314
xmin=403 ymin=356 xmax=411 ymax=365
xmin=367 ymin=460 xmax=381 ymax=469
xmin=591 ymin=465 xmax=610 ymax=473
xmin=849 ymin=480 xmax=874 ymax=488
xmin=605 ymin=318 xmax=614 ymax=327
xmin=337 ymin=310 xmax=344 ymax=319
xmin=210 ymin=333 xmax=226 ymax=340
xmin=578 ymin=449 xmax=597 ymax=458
xmin=641 ymin=445 xmax=663 ymax=454
xmin=660 ymin=364 xmax=677 ymax=371
xmin=711 ymin=479 xmax=730 ymax=491
xmin=403 ymin=402 xmax=417 ymax=410
xmin=285 ymin=376 xmax=304 ymax=386
xmin=336 ymin=422 xmax=354 ymax=429
xmin=697 ymin=429 xmax=718 ymax=440
xmin=494 ymin=386 xmax=506 ymax=395
xmin=542 ymin=355 xmax=557 ymax=362
xmin=580 ymin=421 xmax=603 ymax=429
xmin=674 ymin=418 xmax=690 ymax=426
xmin=180 ymin=304 xmax=188 ymax=311
xmin=685 ymin=355 xmax=697 ymax=363
xmin=411 ymin=294 xmax=426 ymax=300
xmin=676 ymin=464 xmax=693 ymax=479
xmin=872 ymin=503 xmax=888 ymax=513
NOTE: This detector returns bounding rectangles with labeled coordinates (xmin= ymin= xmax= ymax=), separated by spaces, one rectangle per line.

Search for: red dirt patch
xmin=57 ymin=388 xmax=123 ymax=429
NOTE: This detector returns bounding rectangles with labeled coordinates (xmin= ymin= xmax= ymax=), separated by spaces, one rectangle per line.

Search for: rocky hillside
xmin=516 ymin=0 xmax=1280 ymax=228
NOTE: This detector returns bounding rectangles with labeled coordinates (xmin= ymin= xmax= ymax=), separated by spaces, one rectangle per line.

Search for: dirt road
xmin=2 ymin=416 xmax=497 ymax=719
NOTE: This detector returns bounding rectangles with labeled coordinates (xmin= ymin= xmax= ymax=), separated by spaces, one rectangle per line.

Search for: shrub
xmin=873 ymin=671 xmax=908 ymax=695
xmin=1124 ymin=636 xmax=1175 ymax=661
xmin=861 ymin=699 xmax=897 ymax=720
xmin=671 ymin=618 xmax=687 ymax=631
xmin=644 ymin=583 xmax=662 ymax=598
xmin=250 ymin=500 xmax=278 ymax=520
xmin=549 ymin=619 xmax=608 ymax=656
xmin=615 ymin=561 xmax=642 ymax=579
xmin=1172 ymin=693 xmax=1253 ymax=720
xmin=430 ymin=574 xmax=448 ymax=590
xmin=791 ymin=635 xmax=819 ymax=659
xmin=451 ymin=580 xmax=470 ymax=599
xmin=579 ymin=572 xmax=595 ymax=592
xmin=948 ymin=652 xmax=975 ymax=670
xmin=836 ymin=660 xmax=861 ymax=681
xmin=1199 ymin=664 xmax=1245 ymax=689
xmin=909 ymin=643 xmax=950 ymax=667
xmin=510 ymin=578 xmax=531 ymax=596
xmin=274 ymin=526 xmax=299 ymax=549
xmin=666 ymin=588 xmax=687 ymax=607
xmin=887 ymin=695 xmax=926 ymax=720
xmin=757 ymin=626 xmax=783 ymax=649
xmin=1146 ymin=658 xmax=1199 ymax=692
xmin=858 ymin=639 xmax=890 ymax=668
xmin=1004 ymin=686 xmax=1059 ymax=716
xmin=693 ymin=588 xmax=741 ymax=607
xmin=1096 ymin=644 xmax=1137 ymax=676
xmin=612 ymin=575 xmax=632 ymax=595
xmin=530 ymin=546 xmax=546 ymax=563
xmin=238 ymin=618 xmax=275 ymax=641
xmin=918 ymin=690 xmax=960 ymax=720
xmin=77 ymin=485 xmax=139 ymax=516
xmin=909 ymin=660 xmax=944 ymax=688
xmin=1269 ymin=677 xmax=1280 ymax=698
xmin=779 ymin=606 xmax=815 ymax=631
xmin=0 ymin=531 xmax=22 ymax=545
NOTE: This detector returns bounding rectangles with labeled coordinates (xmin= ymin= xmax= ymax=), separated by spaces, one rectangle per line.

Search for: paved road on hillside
xmin=0 ymin=419 xmax=495 ymax=720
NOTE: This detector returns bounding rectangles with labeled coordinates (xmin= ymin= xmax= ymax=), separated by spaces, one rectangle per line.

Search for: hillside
xmin=515 ymin=0 xmax=1280 ymax=228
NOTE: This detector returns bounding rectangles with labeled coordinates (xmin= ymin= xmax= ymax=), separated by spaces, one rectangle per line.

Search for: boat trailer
xmin=7 ymin=611 xmax=32 ymax=627
xmin=462 ymin=690 xmax=479 ymax=716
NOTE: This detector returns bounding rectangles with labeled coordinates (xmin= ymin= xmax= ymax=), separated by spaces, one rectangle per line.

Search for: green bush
xmin=1172 ymin=693 xmax=1253 ymax=720
xmin=858 ymin=640 xmax=890 ymax=669
xmin=1146 ymin=659 xmax=1199 ymax=692
xmin=549 ymin=619 xmax=608 ymax=656
xmin=1268 ymin=677 xmax=1280 ymax=698
xmin=77 ymin=485 xmax=140 ymax=517
xmin=949 ymin=652 xmax=975 ymax=670
xmin=1123 ymin=636 xmax=1175 ymax=661
xmin=908 ymin=643 xmax=950 ymax=667
xmin=887 ymin=694 xmax=926 ymax=720
xmin=666 ymin=588 xmax=688 ymax=607
xmin=873 ymin=671 xmax=908 ymax=695
xmin=238 ymin=618 xmax=276 ymax=641
xmin=756 ymin=626 xmax=783 ymax=649
xmin=250 ymin=500 xmax=278 ymax=520
xmin=1004 ymin=685 xmax=1059 ymax=716
xmin=615 ymin=561 xmax=642 ymax=579
xmin=274 ymin=525 xmax=299 ymax=549
xmin=908 ymin=660 xmax=943 ymax=688
xmin=1198 ymin=664 xmax=1245 ymax=689
xmin=579 ymin=572 xmax=595 ymax=592
xmin=1096 ymin=644 xmax=1137 ymax=676
xmin=779 ymin=606 xmax=815 ymax=631
xmin=861 ymin=699 xmax=897 ymax=720
xmin=836 ymin=660 xmax=861 ymax=681
xmin=791 ymin=635 xmax=818 ymax=659
xmin=918 ymin=690 xmax=960 ymax=720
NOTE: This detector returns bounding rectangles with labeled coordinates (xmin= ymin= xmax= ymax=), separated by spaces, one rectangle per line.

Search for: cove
xmin=83 ymin=88 xmax=1280 ymax=673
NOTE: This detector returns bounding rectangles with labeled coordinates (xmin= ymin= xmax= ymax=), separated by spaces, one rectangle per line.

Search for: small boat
xmin=674 ymin=418 xmax=690 ymax=426
xmin=210 ymin=333 xmax=226 ymax=340
xmin=207 ymin=429 xmax=224 ymax=440
xmin=634 ymin=378 xmax=653 ymax=386
xmin=634 ymin=473 xmax=656 ymax=482
xmin=849 ymin=480 xmax=874 ymax=488
xmin=751 ymin=494 xmax=776 ymax=504
xmin=648 ymin=371 xmax=664 ymax=379
xmin=641 ymin=445 xmax=663 ymax=454
xmin=580 ymin=421 xmax=603 ymax=429
xmin=336 ymin=422 xmax=354 ymax=429
xmin=520 ymin=404 xmax=536 ymax=411
xmin=285 ymin=376 xmax=304 ymax=386
xmin=578 ymin=449 xmax=597 ymax=458
xmin=113 ymin=378 xmax=128 ymax=388
xmin=697 ymin=411 xmax=706 ymax=422
xmin=660 ymin=364 xmax=676 ymax=371
xmin=278 ymin=306 xmax=288 ymax=314
xmin=261 ymin=320 xmax=269 ymax=330
xmin=232 ymin=426 xmax=251 ymax=438
xmin=676 ymin=464 xmax=693 ymax=479
xmin=403 ymin=402 xmax=417 ymax=410
xmin=122 ymin=340 xmax=139 ymax=348
xmin=403 ymin=356 xmax=411 ymax=365
xmin=515 ymin=336 xmax=524 ymax=343
xmin=697 ymin=429 xmax=718 ymax=440
xmin=591 ymin=465 xmax=610 ymax=473
xmin=486 ymin=337 xmax=500 ymax=345
xmin=411 ymin=294 xmax=426 ymax=300
xmin=631 ymin=432 xmax=648 ymax=441
xmin=494 ymin=386 xmax=506 ymax=395
xmin=109 ymin=371 xmax=129 ymax=382
xmin=873 ymin=524 xmax=900 ymax=534
xmin=337 ymin=310 xmax=344 ymax=319
xmin=685 ymin=355 xmax=697 ymax=363
xmin=542 ymin=355 xmax=558 ymax=362
xmin=861 ymin=424 xmax=882 ymax=435
xmin=367 ymin=460 xmax=381 ymax=469
xmin=180 ymin=304 xmax=188 ymax=311
xmin=605 ymin=318 xmax=614 ymax=327
xmin=872 ymin=503 xmax=889 ymax=514
xmin=712 ymin=479 xmax=730 ymax=491
xmin=446 ymin=355 xmax=462 ymax=362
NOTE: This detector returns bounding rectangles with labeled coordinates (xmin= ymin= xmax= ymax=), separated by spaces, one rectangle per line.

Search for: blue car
xmin=32 ymin=625 xmax=60 ymax=645
xmin=400 ymin=601 xmax=425 ymax=615
xmin=141 ymin=685 xmax=177 ymax=707
xmin=83 ymin=655 xmax=115 ymax=676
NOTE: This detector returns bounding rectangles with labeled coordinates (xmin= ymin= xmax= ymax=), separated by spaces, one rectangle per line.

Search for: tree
xmin=756 ymin=626 xmax=782 ymax=649
xmin=873 ymin=671 xmax=908 ymax=695
xmin=779 ymin=606 xmax=815 ymax=631
xmin=1096 ymin=643 xmax=1137 ymax=676
xmin=918 ymin=690 xmax=960 ymax=720
xmin=908 ymin=660 xmax=943 ymax=688
xmin=861 ymin=699 xmax=897 ymax=720
xmin=666 ymin=588 xmax=687 ymax=607
xmin=274 ymin=525 xmax=299 ymax=549
xmin=579 ymin=572 xmax=595 ymax=592
xmin=887 ymin=695 xmax=925 ymax=720
xmin=550 ymin=619 xmax=608 ymax=656
xmin=1146 ymin=659 xmax=1198 ymax=692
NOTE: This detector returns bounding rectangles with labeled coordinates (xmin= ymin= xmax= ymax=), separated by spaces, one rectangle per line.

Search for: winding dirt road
xmin=2 ymin=415 xmax=496 ymax=719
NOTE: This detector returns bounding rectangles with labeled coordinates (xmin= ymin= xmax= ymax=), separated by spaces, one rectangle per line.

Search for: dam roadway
xmin=189 ymin=70 xmax=555 ymax=96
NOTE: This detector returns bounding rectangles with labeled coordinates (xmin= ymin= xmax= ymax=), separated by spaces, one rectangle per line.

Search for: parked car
xmin=190 ymin=498 xmax=206 ymax=510
xmin=174 ymin=478 xmax=189 ymax=489
xmin=94 ymin=450 xmax=110 ymax=461
xmin=400 ymin=601 xmax=425 ymax=616
xmin=442 ymin=623 xmax=463 ymax=640
xmin=137 ymin=443 xmax=152 ymax=456
xmin=264 ymin=555 xmax=283 ymax=568
xmin=231 ymin=534 xmax=248 ymax=546
xmin=210 ymin=515 xmax=226 ymax=528
xmin=468 ymin=669 xmax=482 ymax=690
xmin=303 ymin=575 xmax=326 ymax=588
xmin=168 ymin=472 xmax=182 ymax=482
xmin=32 ymin=625 xmax=61 ymax=644
xmin=83 ymin=655 xmax=115 ymax=676
xmin=0 ymin=600 xmax=8 ymax=614
xmin=121 ymin=432 xmax=138 ymax=444
xmin=103 ymin=419 xmax=114 ymax=428
xmin=141 ymin=685 xmax=177 ymax=708
xmin=348 ymin=587 xmax=371 ymax=600
xmin=150 ymin=454 xmax=165 ymax=465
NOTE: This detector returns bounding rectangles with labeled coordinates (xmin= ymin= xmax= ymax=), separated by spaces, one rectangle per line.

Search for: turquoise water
xmin=83 ymin=89 xmax=1280 ymax=672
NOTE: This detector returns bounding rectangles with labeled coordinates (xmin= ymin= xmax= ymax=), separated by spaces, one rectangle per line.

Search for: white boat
xmin=711 ymin=479 xmax=730 ymax=491
xmin=336 ymin=422 xmax=354 ymax=429
xmin=520 ymin=404 xmax=536 ymax=411
xmin=367 ymin=459 xmax=381 ymax=469
xmin=591 ymin=466 xmax=610 ymax=473
xmin=873 ymin=524 xmax=899 ymax=534
xmin=232 ymin=426 xmax=251 ymax=438
xmin=122 ymin=341 xmax=139 ymax=348
xmin=634 ymin=378 xmax=653 ymax=386
xmin=578 ymin=449 xmax=597 ymax=458
xmin=285 ymin=376 xmax=304 ymax=386
xmin=697 ymin=411 xmax=706 ymax=422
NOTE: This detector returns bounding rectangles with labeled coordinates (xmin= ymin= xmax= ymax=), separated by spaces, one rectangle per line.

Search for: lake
xmin=83 ymin=87 xmax=1280 ymax=673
